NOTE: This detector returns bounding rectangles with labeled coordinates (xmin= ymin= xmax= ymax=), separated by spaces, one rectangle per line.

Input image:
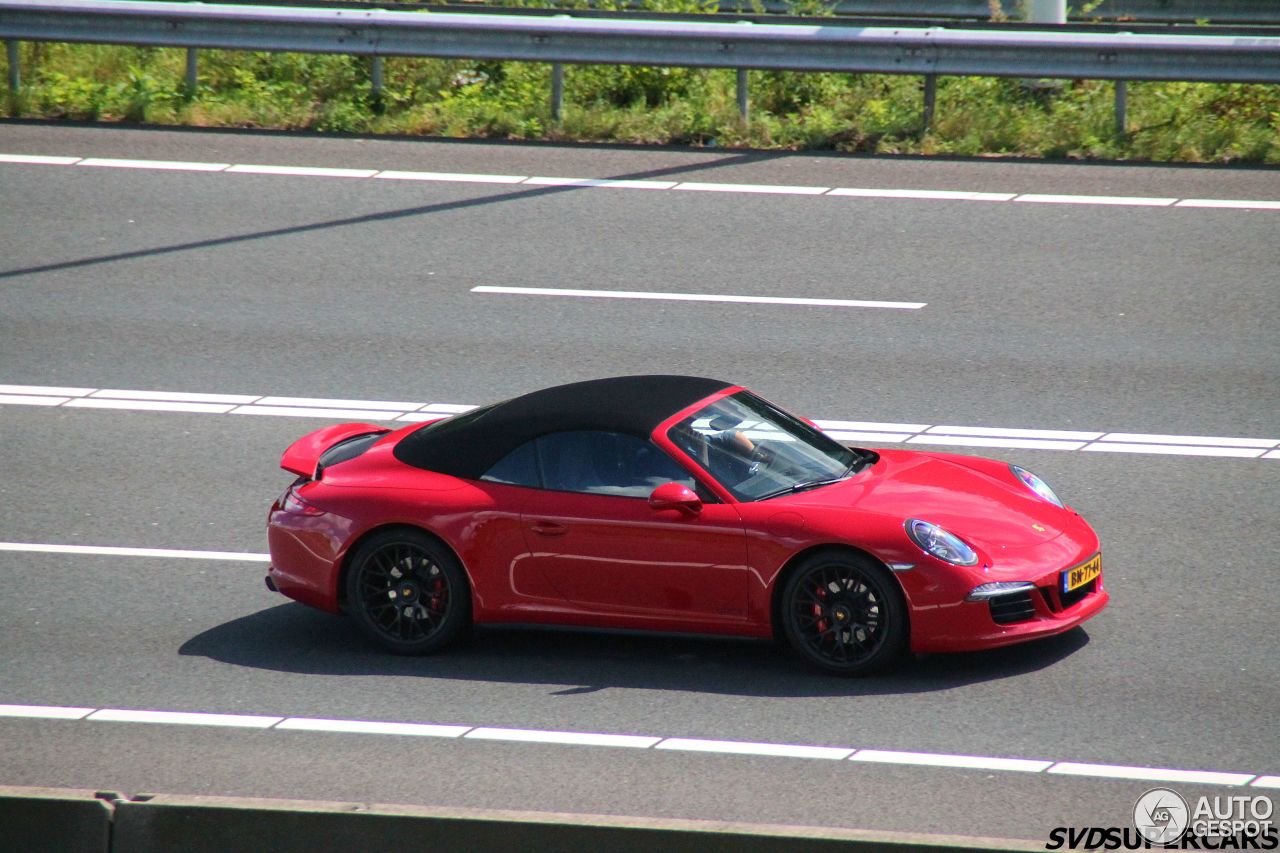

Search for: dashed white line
xmin=1 ymin=383 xmax=1275 ymax=462
xmin=0 ymin=703 xmax=1267 ymax=787
xmin=4 ymin=152 xmax=1278 ymax=211
xmin=0 ymin=542 xmax=269 ymax=562
xmin=471 ymin=285 xmax=926 ymax=310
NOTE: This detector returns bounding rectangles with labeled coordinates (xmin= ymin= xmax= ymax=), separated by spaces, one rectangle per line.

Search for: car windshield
xmin=667 ymin=391 xmax=872 ymax=502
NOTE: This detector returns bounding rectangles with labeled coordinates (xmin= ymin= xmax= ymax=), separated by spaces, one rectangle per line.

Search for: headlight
xmin=905 ymin=519 xmax=978 ymax=566
xmin=1010 ymin=465 xmax=1063 ymax=508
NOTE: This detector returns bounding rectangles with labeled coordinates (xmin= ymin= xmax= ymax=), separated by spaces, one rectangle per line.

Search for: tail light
xmin=279 ymin=478 xmax=324 ymax=516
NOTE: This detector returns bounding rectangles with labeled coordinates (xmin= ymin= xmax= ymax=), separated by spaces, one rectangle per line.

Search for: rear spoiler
xmin=280 ymin=423 xmax=389 ymax=477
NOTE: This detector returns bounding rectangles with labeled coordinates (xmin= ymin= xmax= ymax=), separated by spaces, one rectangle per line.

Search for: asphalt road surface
xmin=1 ymin=121 xmax=1277 ymax=844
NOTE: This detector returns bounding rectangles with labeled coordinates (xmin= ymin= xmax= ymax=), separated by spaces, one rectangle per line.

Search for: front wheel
xmin=344 ymin=530 xmax=470 ymax=655
xmin=780 ymin=552 xmax=907 ymax=675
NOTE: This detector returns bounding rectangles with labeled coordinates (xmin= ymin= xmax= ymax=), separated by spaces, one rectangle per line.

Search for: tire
xmin=344 ymin=529 xmax=470 ymax=655
xmin=780 ymin=551 xmax=907 ymax=675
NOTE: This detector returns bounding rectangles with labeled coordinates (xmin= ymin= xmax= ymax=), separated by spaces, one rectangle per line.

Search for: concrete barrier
xmin=1 ymin=787 xmax=1044 ymax=852
xmin=0 ymin=786 xmax=114 ymax=853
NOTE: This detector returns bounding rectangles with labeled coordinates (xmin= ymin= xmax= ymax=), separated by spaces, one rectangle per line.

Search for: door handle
xmin=530 ymin=521 xmax=568 ymax=537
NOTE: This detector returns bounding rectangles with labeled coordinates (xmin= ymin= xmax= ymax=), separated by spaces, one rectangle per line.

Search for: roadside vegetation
xmin=3 ymin=25 xmax=1278 ymax=163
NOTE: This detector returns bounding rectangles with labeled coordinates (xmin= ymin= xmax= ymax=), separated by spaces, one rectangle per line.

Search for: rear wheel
xmin=345 ymin=530 xmax=470 ymax=655
xmin=780 ymin=551 xmax=906 ymax=675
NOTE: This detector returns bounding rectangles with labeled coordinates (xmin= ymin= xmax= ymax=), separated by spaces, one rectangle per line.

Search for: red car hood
xmin=781 ymin=448 xmax=1072 ymax=551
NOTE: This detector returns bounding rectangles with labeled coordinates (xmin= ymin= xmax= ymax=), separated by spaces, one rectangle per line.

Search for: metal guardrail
xmin=2 ymin=0 xmax=1278 ymax=134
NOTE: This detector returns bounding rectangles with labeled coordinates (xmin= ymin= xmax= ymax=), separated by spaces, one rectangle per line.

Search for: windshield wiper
xmin=755 ymin=465 xmax=855 ymax=501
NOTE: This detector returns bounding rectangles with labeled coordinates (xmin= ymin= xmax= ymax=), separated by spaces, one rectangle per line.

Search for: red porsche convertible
xmin=266 ymin=375 xmax=1107 ymax=674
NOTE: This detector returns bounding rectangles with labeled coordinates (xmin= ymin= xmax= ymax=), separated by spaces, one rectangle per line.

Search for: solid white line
xmin=674 ymin=182 xmax=830 ymax=195
xmin=465 ymin=727 xmax=661 ymax=749
xmin=0 ymin=154 xmax=82 ymax=165
xmin=79 ymin=158 xmax=229 ymax=172
xmin=1176 ymin=198 xmax=1280 ymax=210
xmin=230 ymin=405 xmax=406 ymax=420
xmin=419 ymin=403 xmax=479 ymax=414
xmin=65 ymin=398 xmax=236 ymax=414
xmin=395 ymin=413 xmax=446 ymax=423
xmin=928 ymin=425 xmax=1104 ymax=441
xmin=375 ymin=170 xmax=527 ymax=184
xmin=1097 ymin=432 xmax=1277 ymax=449
xmin=828 ymin=188 xmax=1016 ymax=202
xmin=276 ymin=718 xmax=471 ymax=738
xmin=1252 ymin=776 xmax=1280 ymax=788
xmin=1082 ymin=443 xmax=1265 ymax=459
xmin=824 ymin=431 xmax=915 ymax=444
xmin=0 ymin=394 xmax=70 ymax=407
xmin=814 ymin=419 xmax=931 ymax=433
xmin=1015 ymin=194 xmax=1177 ymax=206
xmin=0 ymin=704 xmax=95 ymax=720
xmin=1047 ymin=762 xmax=1255 ymax=786
xmin=850 ymin=750 xmax=1052 ymax=773
xmin=0 ymin=384 xmax=94 ymax=396
xmin=226 ymin=164 xmax=377 ymax=178
xmin=907 ymin=435 xmax=1087 ymax=451
xmin=472 ymin=285 xmax=925 ymax=310
xmin=0 ymin=542 xmax=269 ymax=562
xmin=1265 ymin=450 xmax=1280 ymax=460
xmin=256 ymin=395 xmax=423 ymax=410
xmin=656 ymin=738 xmax=853 ymax=760
xmin=523 ymin=177 xmax=677 ymax=190
xmin=89 ymin=709 xmax=283 ymax=728
xmin=91 ymin=389 xmax=261 ymax=405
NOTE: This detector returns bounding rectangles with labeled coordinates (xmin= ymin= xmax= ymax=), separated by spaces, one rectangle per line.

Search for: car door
xmin=514 ymin=431 xmax=750 ymax=625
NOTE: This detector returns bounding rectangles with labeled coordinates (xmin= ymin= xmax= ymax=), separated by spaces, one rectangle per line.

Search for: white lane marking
xmin=1176 ymin=198 xmax=1280 ymax=210
xmin=850 ymin=750 xmax=1052 ymax=773
xmin=927 ymin=425 xmax=1104 ymax=441
xmin=88 ymin=709 xmax=283 ymax=728
xmin=674 ymin=182 xmax=831 ymax=195
xmin=1014 ymin=194 xmax=1177 ymax=207
xmin=1 ymin=703 xmax=1270 ymax=786
xmin=906 ymin=435 xmax=1088 ymax=451
xmin=226 ymin=164 xmax=377 ymax=179
xmin=65 ymin=398 xmax=236 ymax=415
xmin=0 ymin=704 xmax=95 ymax=720
xmin=524 ymin=177 xmax=676 ymax=190
xmin=0 ymin=154 xmax=82 ymax=165
xmin=79 ymin=157 xmax=230 ymax=172
xmin=465 ymin=727 xmax=661 ymax=749
xmin=656 ymin=738 xmax=853 ymax=760
xmin=256 ymin=395 xmax=424 ymax=410
xmin=0 ymin=384 xmax=96 ymax=396
xmin=375 ymin=170 xmax=527 ymax=184
xmin=6 ymin=152 xmax=1280 ymax=211
xmin=0 ymin=394 xmax=71 ymax=406
xmin=1082 ymin=443 xmax=1266 ymax=459
xmin=1047 ymin=762 xmax=1255 ymax=786
xmin=0 ymin=542 xmax=269 ymax=562
xmin=472 ymin=285 xmax=926 ymax=310
xmin=1097 ymin=432 xmax=1276 ymax=449
xmin=91 ymin=389 xmax=261 ymax=405
xmin=277 ymin=718 xmax=471 ymax=738
xmin=1 ymin=382 xmax=1274 ymax=462
xmin=230 ymin=405 xmax=405 ymax=420
xmin=828 ymin=188 xmax=1016 ymax=202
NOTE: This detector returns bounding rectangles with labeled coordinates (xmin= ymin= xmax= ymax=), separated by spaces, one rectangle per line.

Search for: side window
xmin=536 ymin=431 xmax=697 ymax=498
xmin=481 ymin=441 xmax=540 ymax=487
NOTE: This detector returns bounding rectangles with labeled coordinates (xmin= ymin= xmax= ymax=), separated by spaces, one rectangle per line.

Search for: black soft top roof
xmin=393 ymin=375 xmax=732 ymax=479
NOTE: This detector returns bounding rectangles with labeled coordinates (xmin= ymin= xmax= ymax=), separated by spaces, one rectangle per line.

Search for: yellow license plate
xmin=1063 ymin=554 xmax=1101 ymax=593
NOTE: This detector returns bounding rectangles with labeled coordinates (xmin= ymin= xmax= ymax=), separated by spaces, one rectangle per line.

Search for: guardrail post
xmin=1114 ymin=79 xmax=1127 ymax=137
xmin=6 ymin=40 xmax=18 ymax=94
xmin=922 ymin=73 xmax=936 ymax=130
xmin=551 ymin=63 xmax=564 ymax=124
xmin=184 ymin=47 xmax=197 ymax=99
xmin=736 ymin=68 xmax=749 ymax=125
xmin=370 ymin=55 xmax=384 ymax=110
xmin=1025 ymin=0 xmax=1065 ymax=24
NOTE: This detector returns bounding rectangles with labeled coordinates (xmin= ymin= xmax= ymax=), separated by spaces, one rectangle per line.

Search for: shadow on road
xmin=179 ymin=602 xmax=1090 ymax=698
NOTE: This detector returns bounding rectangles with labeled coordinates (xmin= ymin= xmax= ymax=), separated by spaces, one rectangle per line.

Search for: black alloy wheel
xmin=780 ymin=552 xmax=906 ymax=675
xmin=345 ymin=530 xmax=470 ymax=655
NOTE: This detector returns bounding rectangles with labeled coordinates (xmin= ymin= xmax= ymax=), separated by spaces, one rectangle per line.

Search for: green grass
xmin=4 ymin=40 xmax=1279 ymax=163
